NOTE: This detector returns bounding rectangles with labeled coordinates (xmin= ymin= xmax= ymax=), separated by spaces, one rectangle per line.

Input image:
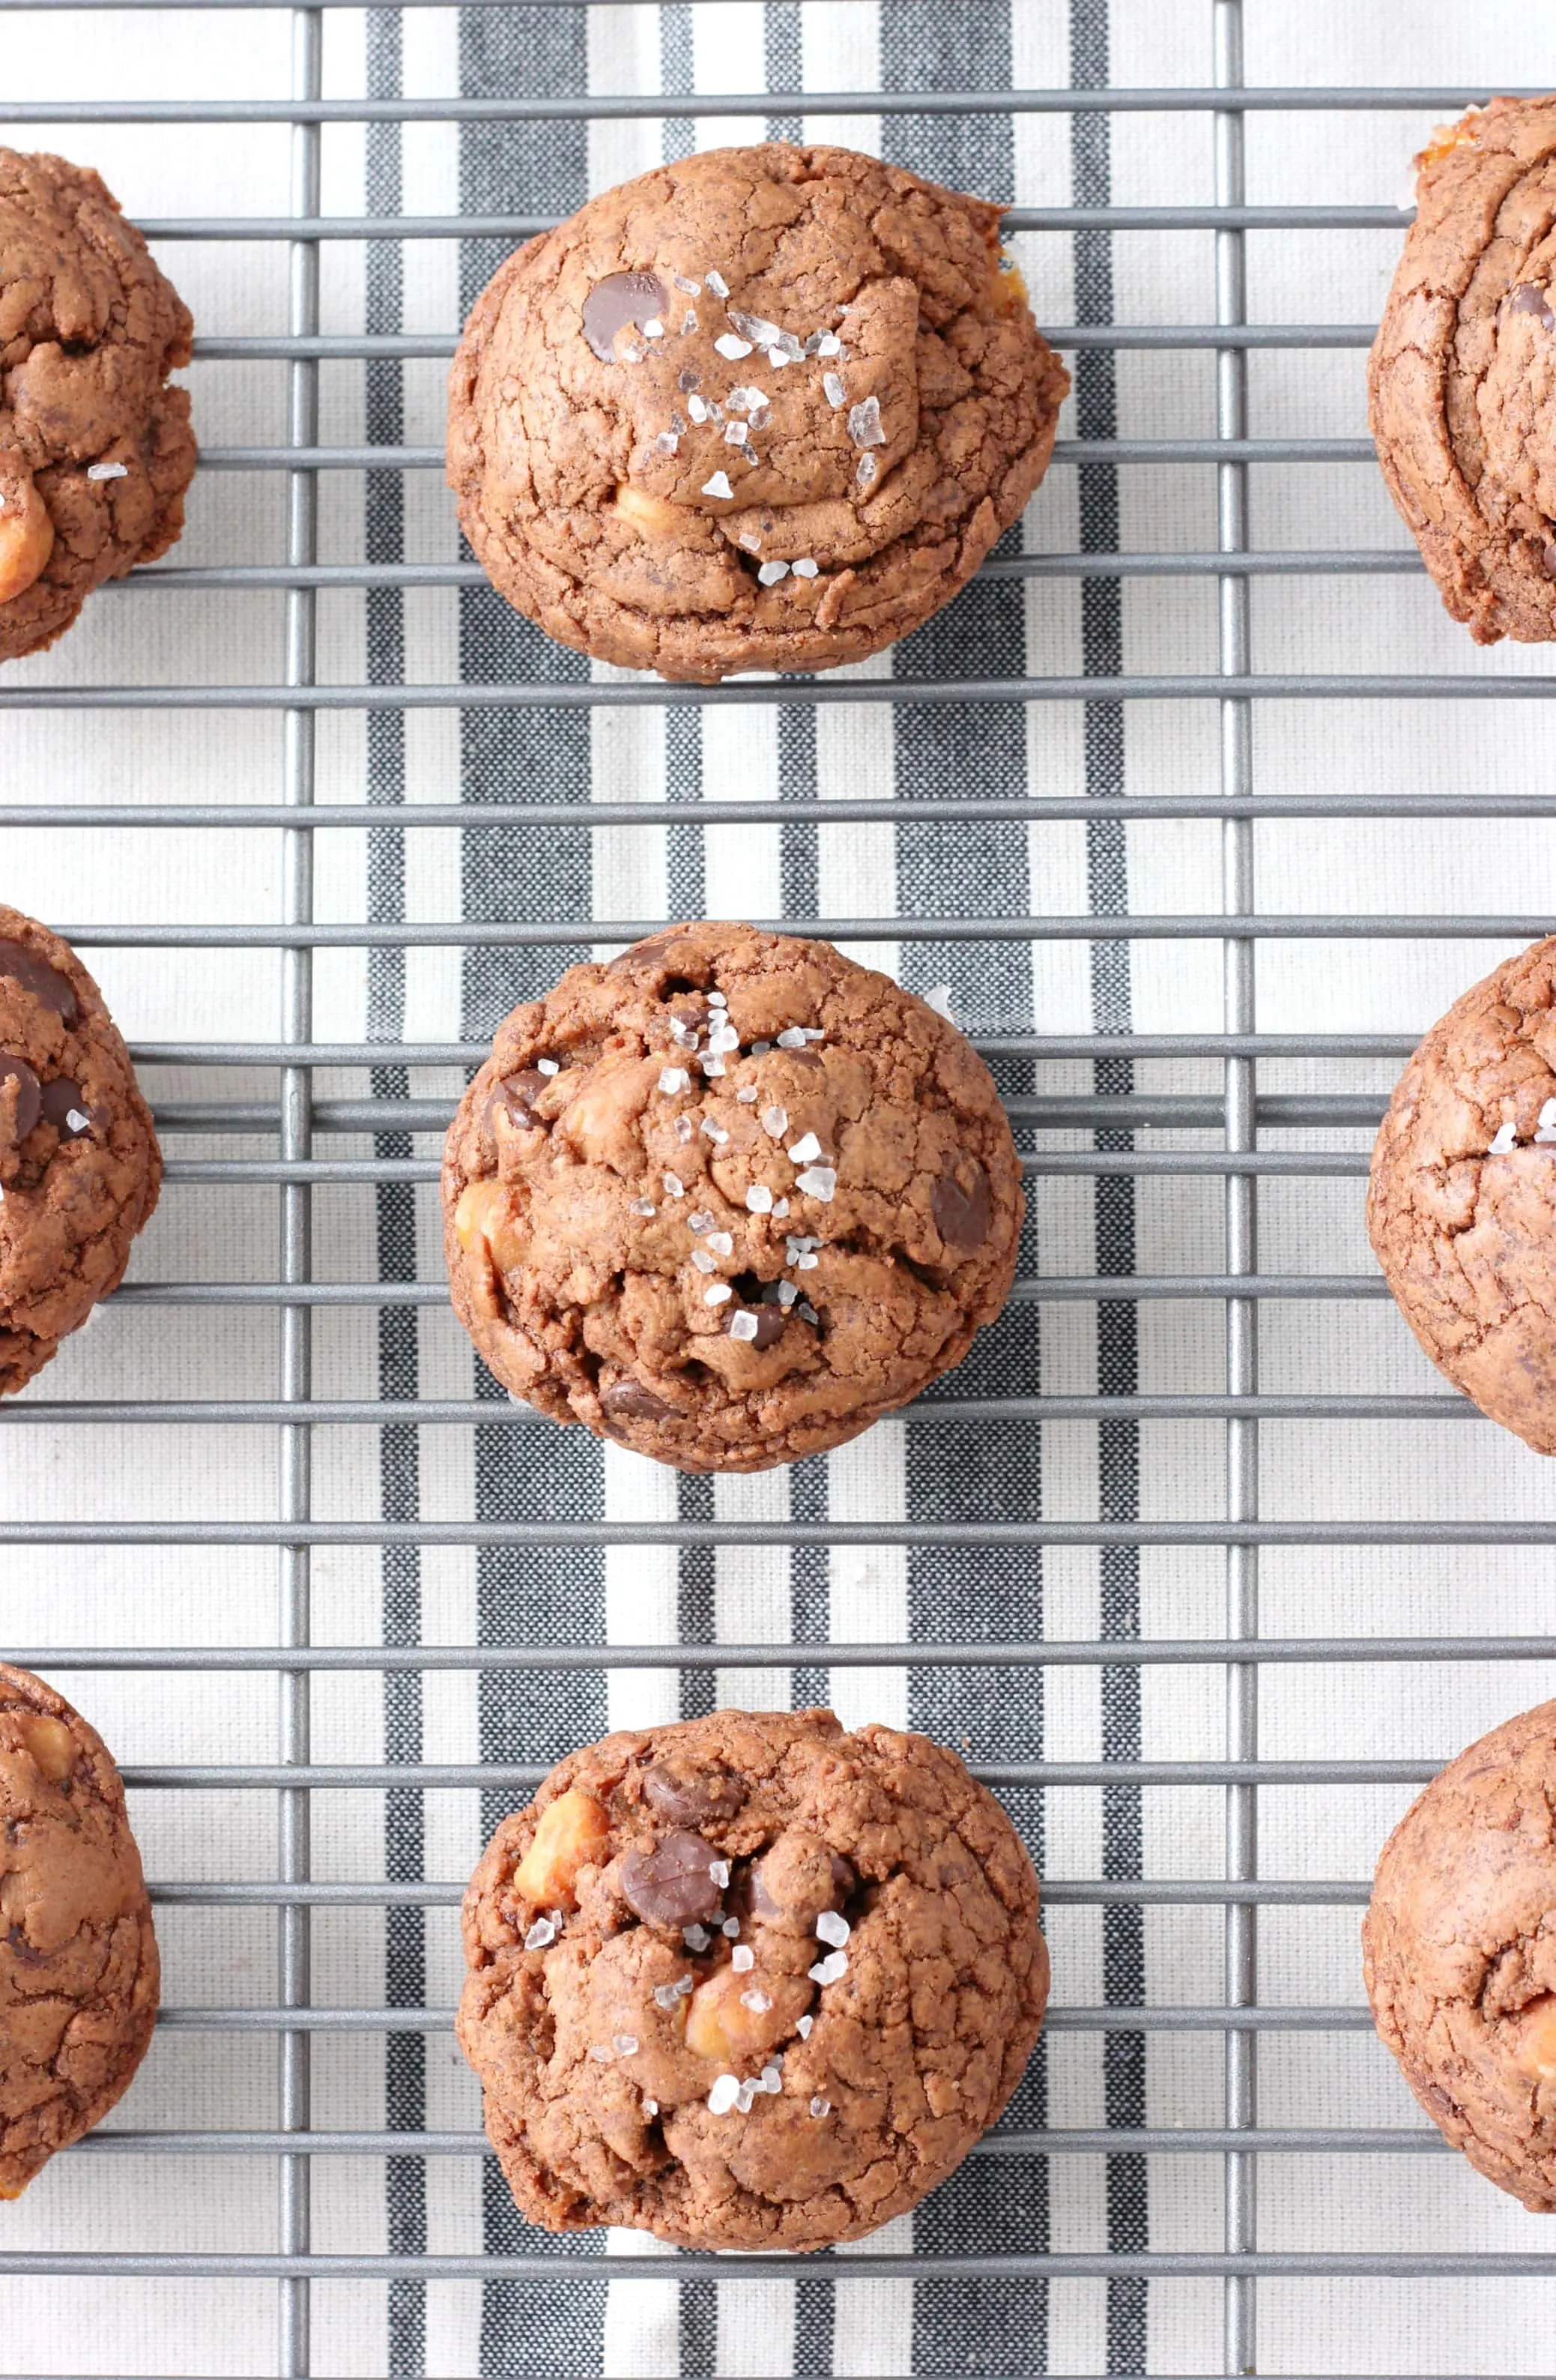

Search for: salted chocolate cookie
xmin=1363 ymin=1697 xmax=1556 ymax=2209
xmin=443 ymin=922 xmax=1023 ymax=1473
xmin=459 ymin=1706 xmax=1047 ymax=2251
xmin=0 ymin=907 xmax=160 ymax=1395
xmin=1368 ymin=935 xmax=1556 ymax=1453
xmin=447 ymin=142 xmax=1068 ymax=682
xmin=0 ymin=148 xmax=196 ymax=662
xmin=1369 ymin=96 xmax=1556 ymax=644
xmin=0 ymin=1664 xmax=159 ymax=2196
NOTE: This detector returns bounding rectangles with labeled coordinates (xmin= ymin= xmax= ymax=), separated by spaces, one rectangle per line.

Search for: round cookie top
xmin=1365 ymin=1697 xmax=1556 ymax=2209
xmin=0 ymin=905 xmax=161 ymax=1397
xmin=0 ymin=146 xmax=196 ymax=663
xmin=1368 ymin=934 xmax=1556 ymax=1453
xmin=1369 ymin=95 xmax=1556 ymax=644
xmin=443 ymin=922 xmax=1023 ymax=1472
xmin=0 ymin=1663 xmax=160 ymax=2197
xmin=459 ymin=1706 xmax=1048 ymax=2251
xmin=446 ymin=142 xmax=1069 ymax=682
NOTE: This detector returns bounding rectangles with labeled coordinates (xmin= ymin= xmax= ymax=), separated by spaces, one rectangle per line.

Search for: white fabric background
xmin=4 ymin=2 xmax=1556 ymax=2373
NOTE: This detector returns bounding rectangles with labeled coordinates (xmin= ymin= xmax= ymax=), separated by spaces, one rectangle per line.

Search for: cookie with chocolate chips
xmin=446 ymin=142 xmax=1068 ymax=681
xmin=458 ymin=1707 xmax=1048 ymax=2251
xmin=0 ymin=1664 xmax=160 ymax=2197
xmin=0 ymin=148 xmax=196 ymax=662
xmin=442 ymin=921 xmax=1023 ymax=1473
xmin=0 ymin=907 xmax=160 ymax=1394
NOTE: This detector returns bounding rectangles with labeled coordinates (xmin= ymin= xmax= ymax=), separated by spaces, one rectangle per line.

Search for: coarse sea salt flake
xmin=772 ymin=1197 xmax=789 ymax=1218
xmin=643 ymin=318 xmax=665 ymax=339
xmin=775 ymin=1027 xmax=808 ymax=1050
xmin=672 ymin=273 xmax=701 ymax=295
xmin=738 ymin=531 xmax=763 ymax=552
xmin=736 ymin=1085 xmax=758 ymax=1104
xmin=707 ymin=1022 xmax=739 ymax=1054
xmin=847 ymin=395 xmax=886 ymax=447
xmin=1489 ymin=1119 xmax=1519 ymax=1155
xmin=709 ymin=1857 xmax=731 ymax=1887
xmin=725 ymin=419 xmax=753 ymax=446
xmin=746 ymin=1184 xmax=773 ymax=1213
xmin=524 ymin=1918 xmax=555 ymax=1951
xmin=663 ymin=1173 xmax=685 ymax=1198
xmin=654 ymin=430 xmax=679 ymax=455
xmin=705 ymin=269 xmax=730 ymax=298
xmin=761 ymin=1105 xmax=789 ymax=1139
xmin=684 ymin=1923 xmax=711 ymax=1951
xmin=702 ymin=1054 xmax=726 ymax=1078
xmin=823 ymin=371 xmax=847 ymax=409
xmin=816 ymin=1909 xmax=850 ymax=1948
xmin=809 ymin=2096 xmax=831 ymax=2118
xmin=715 ymin=333 xmax=754 ymax=360
xmin=691 ymin=1248 xmax=717 ymax=1275
xmin=808 ymin=1951 xmax=847 ymax=1987
xmin=796 ymin=2014 xmax=814 ymax=2039
xmin=588 ymin=2042 xmax=614 ymax=2062
xmin=708 ymin=2074 xmax=740 ymax=2114
xmin=856 ymin=452 xmax=877 ymax=489
xmin=741 ymin=1987 xmax=772 ymax=2014
xmin=614 ymin=2034 xmax=639 ymax=2056
xmin=701 ymin=1117 xmax=729 ymax=1146
xmin=817 ymin=333 xmax=842 ymax=357
xmin=705 ymin=1283 xmax=733 ymax=1307
xmin=795 ymin=1165 xmax=836 ymax=1203
xmin=701 ymin=471 xmax=734 ymax=500
xmin=707 ymin=1230 xmax=733 ymax=1256
xmin=722 ymin=1916 xmax=740 ymax=1938
xmin=798 ymin=1301 xmax=820 ymax=1326
xmin=644 ymin=2097 xmax=659 ymax=2115
xmin=659 ymin=1066 xmax=689 ymax=1095
xmin=675 ymin=1115 xmax=694 ymax=1143
xmin=731 ymin=1944 xmax=755 ymax=1972
xmin=729 ymin=1311 xmax=759 ymax=1341
xmin=760 ymin=2064 xmax=782 ymax=2094
xmin=787 ymin=1132 xmax=823 ymax=1165
xmin=736 ymin=2080 xmax=757 ymax=2112
xmin=536 ymin=1057 xmax=560 ymax=1075
xmin=88 ymin=460 xmax=128 ymax=481
xmin=653 ymin=1982 xmax=683 ymax=2009
xmin=688 ymin=394 xmax=709 ymax=423
xmin=631 ymin=1197 xmax=656 ymax=1218
xmin=792 ymin=557 xmax=819 ymax=578
xmin=777 ymin=1279 xmax=799 ymax=1309
xmin=688 ymin=1210 xmax=714 ymax=1233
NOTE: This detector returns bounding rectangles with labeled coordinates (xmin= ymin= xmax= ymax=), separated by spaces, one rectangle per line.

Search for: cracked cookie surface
xmin=1369 ymin=95 xmax=1556 ymax=644
xmin=0 ymin=148 xmax=196 ymax=662
xmin=441 ymin=922 xmax=1023 ymax=1473
xmin=1365 ymin=1697 xmax=1556 ymax=2209
xmin=0 ymin=1664 xmax=159 ymax=2196
xmin=0 ymin=905 xmax=161 ymax=1396
xmin=458 ymin=1706 xmax=1048 ymax=2251
xmin=446 ymin=142 xmax=1068 ymax=682
xmin=1369 ymin=935 xmax=1556 ymax=1452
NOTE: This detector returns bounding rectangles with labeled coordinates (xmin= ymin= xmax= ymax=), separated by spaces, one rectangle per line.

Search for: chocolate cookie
xmin=1364 ymin=1697 xmax=1556 ymax=2209
xmin=0 ymin=1664 xmax=159 ymax=2197
xmin=1369 ymin=96 xmax=1556 ymax=643
xmin=0 ymin=147 xmax=196 ymax=662
xmin=442 ymin=922 xmax=1023 ymax=1473
xmin=1368 ymin=935 xmax=1556 ymax=1453
xmin=458 ymin=1707 xmax=1048 ymax=2251
xmin=447 ymin=142 xmax=1068 ymax=682
xmin=0 ymin=906 xmax=161 ymax=1395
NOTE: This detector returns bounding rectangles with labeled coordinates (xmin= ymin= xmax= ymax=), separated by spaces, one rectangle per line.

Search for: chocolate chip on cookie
xmin=441 ymin=921 xmax=1024 ymax=1473
xmin=0 ymin=906 xmax=161 ymax=1395
xmin=0 ymin=148 xmax=197 ymax=662
xmin=447 ymin=142 xmax=1068 ymax=682
xmin=458 ymin=1707 xmax=1049 ymax=2251
xmin=0 ymin=1664 xmax=160 ymax=2197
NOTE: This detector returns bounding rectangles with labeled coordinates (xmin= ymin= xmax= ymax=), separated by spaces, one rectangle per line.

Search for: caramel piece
xmin=511 ymin=1787 xmax=611 ymax=1909
xmin=0 ymin=458 xmax=52 ymax=608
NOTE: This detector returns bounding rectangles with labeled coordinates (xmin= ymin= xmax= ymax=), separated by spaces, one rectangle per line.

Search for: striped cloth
xmin=5 ymin=4 xmax=1556 ymax=2376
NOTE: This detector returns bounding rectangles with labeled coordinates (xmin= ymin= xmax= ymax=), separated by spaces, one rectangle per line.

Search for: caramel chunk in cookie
xmin=0 ymin=1664 xmax=159 ymax=2196
xmin=447 ymin=143 xmax=1068 ymax=681
xmin=0 ymin=148 xmax=196 ymax=662
xmin=440 ymin=922 xmax=1023 ymax=1473
xmin=458 ymin=1708 xmax=1048 ymax=2251
xmin=0 ymin=905 xmax=161 ymax=1396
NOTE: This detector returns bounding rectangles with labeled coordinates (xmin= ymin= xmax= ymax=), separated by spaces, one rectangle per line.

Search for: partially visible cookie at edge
xmin=0 ymin=146 xmax=197 ymax=662
xmin=458 ymin=1706 xmax=1049 ymax=2251
xmin=1369 ymin=95 xmax=1556 ymax=643
xmin=0 ymin=906 xmax=161 ymax=1395
xmin=442 ymin=922 xmax=1023 ymax=1473
xmin=447 ymin=142 xmax=1069 ymax=682
xmin=1368 ymin=934 xmax=1556 ymax=1453
xmin=0 ymin=1664 xmax=160 ymax=2197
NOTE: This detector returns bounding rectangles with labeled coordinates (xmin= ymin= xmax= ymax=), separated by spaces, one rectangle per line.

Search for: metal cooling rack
xmin=3 ymin=4 xmax=1554 ymax=2377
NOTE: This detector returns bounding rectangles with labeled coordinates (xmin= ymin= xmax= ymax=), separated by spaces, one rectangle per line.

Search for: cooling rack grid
xmin=5 ymin=1 xmax=1556 ymax=2376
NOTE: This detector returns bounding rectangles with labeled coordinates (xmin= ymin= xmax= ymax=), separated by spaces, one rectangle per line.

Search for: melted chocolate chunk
xmin=0 ymin=1053 xmax=41 ymax=1143
xmin=643 ymin=1758 xmax=748 ymax=1829
xmin=606 ymin=928 xmax=691 ymax=977
xmin=582 ymin=271 xmax=668 ymax=364
xmin=0 ymin=939 xmax=77 ymax=1025
xmin=486 ymin=1069 xmax=550 ymax=1135
xmin=932 ymin=1156 xmax=992 ymax=1254
xmin=1508 ymin=280 xmax=1556 ymax=332
xmin=748 ymin=1305 xmax=786 ymax=1350
xmin=619 ymin=1828 xmax=725 ymax=1928
xmin=38 ymin=1078 xmax=94 ymax=1141
xmin=601 ymin=1377 xmax=673 ymax=1422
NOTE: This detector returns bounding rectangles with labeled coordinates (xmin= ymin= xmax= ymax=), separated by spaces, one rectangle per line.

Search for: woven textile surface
xmin=5 ymin=1 xmax=1556 ymax=2373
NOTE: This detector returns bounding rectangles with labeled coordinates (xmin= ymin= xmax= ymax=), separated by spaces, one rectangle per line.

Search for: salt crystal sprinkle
xmin=701 ymin=1118 xmax=729 ymax=1146
xmin=672 ymin=272 xmax=701 ymax=295
xmin=644 ymin=2098 xmax=659 ymax=2116
xmin=823 ymin=371 xmax=847 ymax=409
xmin=1489 ymin=1119 xmax=1519 ymax=1155
xmin=703 ymin=1054 xmax=726 ymax=1078
xmin=731 ymin=1943 xmax=755 ymax=1972
xmin=688 ymin=394 xmax=709 ymax=423
xmin=675 ymin=1115 xmax=694 ymax=1143
xmin=706 ymin=1023 xmax=739 ymax=1054
xmin=725 ymin=419 xmax=753 ymax=446
xmin=1538 ymin=1099 xmax=1556 ymax=1144
xmin=705 ymin=269 xmax=730 ymax=298
xmin=757 ymin=560 xmax=790 ymax=586
xmin=642 ymin=318 xmax=665 ymax=339
xmin=746 ymin=1185 xmax=774 ymax=1214
xmin=682 ymin=310 xmax=699 ymax=334
xmin=653 ymin=1982 xmax=683 ymax=2009
xmin=798 ymin=1301 xmax=820 ymax=1326
xmin=524 ymin=1918 xmax=555 ymax=1951
xmin=777 ymin=1279 xmax=799 ymax=1310
xmin=817 ymin=332 xmax=842 ymax=357
xmin=795 ymin=1165 xmax=837 ymax=1203
xmin=796 ymin=2014 xmax=814 ymax=2040
xmin=88 ymin=461 xmax=128 ymax=481
xmin=924 ymin=982 xmax=957 ymax=1021
xmin=730 ymin=1311 xmax=759 ymax=1342
xmin=663 ymin=1173 xmax=685 ymax=1198
xmin=654 ymin=431 xmax=679 ymax=455
xmin=676 ymin=1974 xmax=694 ymax=1996
xmin=760 ymin=2064 xmax=782 ymax=2094
xmin=792 ymin=557 xmax=820 ymax=579
xmin=691 ymin=1248 xmax=717 ymax=1275
xmin=856 ymin=453 xmax=877 ymax=489
xmin=684 ymin=1924 xmax=711 ymax=1951
xmin=709 ymin=1857 xmax=731 ymax=1887
xmin=775 ymin=1027 xmax=809 ymax=1051
xmin=787 ymin=1132 xmax=823 ymax=1165
xmin=536 ymin=1057 xmax=560 ymax=1076
xmin=738 ymin=531 xmax=763 ymax=553
xmin=736 ymin=1085 xmax=758 ymax=1104
xmin=715 ymin=333 xmax=754 ymax=360
xmin=705 ymin=1283 xmax=733 ymax=1307
xmin=808 ymin=1951 xmax=848 ymax=1987
xmin=847 ymin=395 xmax=886 ymax=447
xmin=707 ymin=1230 xmax=733 ymax=1256
xmin=722 ymin=1916 xmax=740 ymax=1938
xmin=761 ymin=1105 xmax=789 ymax=1139
xmin=630 ymin=1197 xmax=656 ymax=1218
xmin=688 ymin=1210 xmax=714 ymax=1234
xmin=736 ymin=2079 xmax=757 ymax=2113
xmin=589 ymin=2043 xmax=614 ymax=2062
xmin=659 ymin=1066 xmax=689 ymax=1095
xmin=816 ymin=1910 xmax=851 ymax=1948
xmin=614 ymin=2034 xmax=639 ymax=2057
xmin=708 ymin=2074 xmax=740 ymax=2115
xmin=809 ymin=2096 xmax=831 ymax=2118
xmin=701 ymin=471 xmax=734 ymax=500
xmin=709 ymin=989 xmax=727 ymax=1007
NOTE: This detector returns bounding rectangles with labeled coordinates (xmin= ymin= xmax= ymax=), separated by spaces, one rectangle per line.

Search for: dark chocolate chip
xmin=0 ymin=1053 xmax=41 ymax=1143
xmin=779 ymin=1047 xmax=824 ymax=1072
xmin=643 ymin=1758 xmax=748 ymax=1828
xmin=582 ymin=271 xmax=669 ymax=364
xmin=38 ymin=1077 xmax=94 ymax=1141
xmin=485 ymin=1068 xmax=550 ymax=1135
xmin=1508 ymin=280 xmax=1556 ymax=332
xmin=4 ymin=1925 xmax=52 ymax=1969
xmin=748 ymin=1305 xmax=786 ymax=1350
xmin=932 ymin=1156 xmax=992 ymax=1254
xmin=619 ymin=1828 xmax=725 ymax=1928
xmin=0 ymin=939 xmax=77 ymax=1025
xmin=1541 ymin=540 xmax=1556 ymax=581
xmin=606 ymin=928 xmax=691 ymax=977
xmin=601 ymin=1377 xmax=673 ymax=1422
